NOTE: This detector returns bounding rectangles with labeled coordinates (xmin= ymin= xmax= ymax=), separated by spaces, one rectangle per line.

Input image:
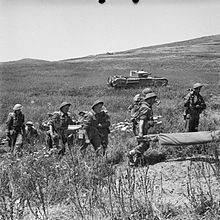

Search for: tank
xmin=107 ymin=70 xmax=168 ymax=88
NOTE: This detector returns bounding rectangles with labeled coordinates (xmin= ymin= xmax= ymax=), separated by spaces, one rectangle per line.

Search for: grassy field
xmin=0 ymin=35 xmax=220 ymax=219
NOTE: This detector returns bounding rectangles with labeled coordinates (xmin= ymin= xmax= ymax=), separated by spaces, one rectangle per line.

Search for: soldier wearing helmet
xmin=184 ymin=83 xmax=206 ymax=132
xmin=78 ymin=111 xmax=88 ymax=124
xmin=96 ymin=105 xmax=111 ymax=156
xmin=128 ymin=92 xmax=158 ymax=166
xmin=48 ymin=102 xmax=74 ymax=158
xmin=81 ymin=100 xmax=107 ymax=156
xmin=128 ymin=88 xmax=154 ymax=136
xmin=25 ymin=121 xmax=39 ymax=144
xmin=5 ymin=104 xmax=26 ymax=155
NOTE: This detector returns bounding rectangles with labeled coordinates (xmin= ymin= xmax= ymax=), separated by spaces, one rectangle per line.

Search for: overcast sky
xmin=0 ymin=0 xmax=220 ymax=62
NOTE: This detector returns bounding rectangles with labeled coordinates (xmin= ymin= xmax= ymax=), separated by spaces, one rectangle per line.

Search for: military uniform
xmin=128 ymin=93 xmax=157 ymax=166
xmin=39 ymin=113 xmax=53 ymax=149
xmin=129 ymin=89 xmax=154 ymax=136
xmin=97 ymin=110 xmax=111 ymax=155
xmin=25 ymin=122 xmax=39 ymax=144
xmin=5 ymin=105 xmax=25 ymax=155
xmin=81 ymin=110 xmax=101 ymax=154
xmin=130 ymin=101 xmax=153 ymax=153
xmin=184 ymin=84 xmax=206 ymax=132
xmin=78 ymin=111 xmax=88 ymax=125
xmin=128 ymin=94 xmax=141 ymax=136
xmin=49 ymin=105 xmax=74 ymax=156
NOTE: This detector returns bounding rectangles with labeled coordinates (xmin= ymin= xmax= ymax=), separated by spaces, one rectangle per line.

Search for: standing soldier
xmin=5 ymin=104 xmax=26 ymax=155
xmin=128 ymin=92 xmax=158 ymax=166
xmin=184 ymin=83 xmax=206 ymax=132
xmin=25 ymin=121 xmax=39 ymax=144
xmin=81 ymin=100 xmax=104 ymax=155
xmin=97 ymin=106 xmax=111 ymax=156
xmin=48 ymin=102 xmax=74 ymax=158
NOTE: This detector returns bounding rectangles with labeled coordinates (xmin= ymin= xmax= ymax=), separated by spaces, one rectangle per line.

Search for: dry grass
xmin=0 ymin=35 xmax=220 ymax=219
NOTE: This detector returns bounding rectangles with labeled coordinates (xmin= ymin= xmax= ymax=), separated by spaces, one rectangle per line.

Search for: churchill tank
xmin=107 ymin=70 xmax=168 ymax=88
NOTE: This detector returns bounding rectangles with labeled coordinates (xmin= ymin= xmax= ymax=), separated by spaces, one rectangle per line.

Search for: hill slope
xmin=0 ymin=34 xmax=219 ymax=123
xmin=62 ymin=34 xmax=220 ymax=62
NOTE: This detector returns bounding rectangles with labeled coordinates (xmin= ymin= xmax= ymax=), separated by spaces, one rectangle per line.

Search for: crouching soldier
xmin=48 ymin=102 xmax=74 ymax=158
xmin=76 ymin=111 xmax=89 ymax=147
xmin=78 ymin=111 xmax=88 ymax=124
xmin=184 ymin=83 xmax=206 ymax=132
xmin=97 ymin=106 xmax=111 ymax=156
xmin=5 ymin=104 xmax=26 ymax=156
xmin=128 ymin=93 xmax=158 ymax=166
xmin=25 ymin=121 xmax=39 ymax=144
xmin=81 ymin=100 xmax=104 ymax=156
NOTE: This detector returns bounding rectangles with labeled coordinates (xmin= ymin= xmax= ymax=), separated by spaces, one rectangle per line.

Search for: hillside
xmin=1 ymin=35 xmax=220 ymax=122
xmin=62 ymin=34 xmax=220 ymax=61
xmin=0 ymin=35 xmax=220 ymax=220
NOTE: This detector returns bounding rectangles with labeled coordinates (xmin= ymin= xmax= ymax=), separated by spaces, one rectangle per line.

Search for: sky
xmin=0 ymin=0 xmax=220 ymax=62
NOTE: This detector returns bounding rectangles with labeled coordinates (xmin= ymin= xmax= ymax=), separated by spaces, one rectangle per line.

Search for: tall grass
xmin=0 ymin=41 xmax=220 ymax=219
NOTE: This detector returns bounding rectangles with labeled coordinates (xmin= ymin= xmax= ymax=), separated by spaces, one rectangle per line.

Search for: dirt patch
xmin=144 ymin=159 xmax=220 ymax=208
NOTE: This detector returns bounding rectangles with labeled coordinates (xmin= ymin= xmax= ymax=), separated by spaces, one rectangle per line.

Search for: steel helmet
xmin=78 ymin=111 xmax=88 ymax=116
xmin=133 ymin=94 xmax=141 ymax=102
xmin=193 ymin=83 xmax=203 ymax=89
xmin=13 ymin=104 xmax=23 ymax=111
xmin=92 ymin=100 xmax=104 ymax=109
xmin=142 ymin=88 xmax=153 ymax=96
xmin=143 ymin=92 xmax=157 ymax=100
xmin=59 ymin=102 xmax=71 ymax=110
xmin=26 ymin=121 xmax=34 ymax=126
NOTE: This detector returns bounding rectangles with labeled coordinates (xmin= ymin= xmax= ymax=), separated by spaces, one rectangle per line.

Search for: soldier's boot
xmin=127 ymin=151 xmax=135 ymax=167
xmin=95 ymin=147 xmax=102 ymax=157
xmin=57 ymin=144 xmax=66 ymax=159
xmin=131 ymin=153 xmax=142 ymax=167
xmin=102 ymin=143 xmax=107 ymax=156
xmin=135 ymin=153 xmax=143 ymax=166
xmin=102 ymin=147 xmax=106 ymax=157
xmin=46 ymin=133 xmax=53 ymax=150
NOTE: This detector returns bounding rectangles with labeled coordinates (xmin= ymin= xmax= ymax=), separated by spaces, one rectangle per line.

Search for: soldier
xmin=128 ymin=92 xmax=158 ymax=166
xmin=5 ymin=104 xmax=26 ymax=155
xmin=184 ymin=83 xmax=206 ymax=132
xmin=77 ymin=111 xmax=89 ymax=148
xmin=128 ymin=88 xmax=153 ymax=136
xmin=48 ymin=102 xmax=74 ymax=157
xmin=40 ymin=113 xmax=53 ymax=131
xmin=97 ymin=106 xmax=111 ymax=156
xmin=39 ymin=113 xmax=53 ymax=149
xmin=81 ymin=100 xmax=104 ymax=155
xmin=78 ymin=111 xmax=88 ymax=124
xmin=25 ymin=121 xmax=39 ymax=144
